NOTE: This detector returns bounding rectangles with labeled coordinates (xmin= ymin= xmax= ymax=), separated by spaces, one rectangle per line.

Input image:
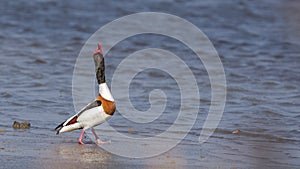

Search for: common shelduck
xmin=55 ymin=43 xmax=116 ymax=145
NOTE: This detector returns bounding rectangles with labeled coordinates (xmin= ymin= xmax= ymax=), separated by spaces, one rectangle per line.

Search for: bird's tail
xmin=55 ymin=121 xmax=65 ymax=134
xmin=55 ymin=115 xmax=80 ymax=134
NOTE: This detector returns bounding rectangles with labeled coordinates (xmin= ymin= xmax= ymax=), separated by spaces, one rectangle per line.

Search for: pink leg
xmin=91 ymin=128 xmax=109 ymax=145
xmin=78 ymin=129 xmax=85 ymax=145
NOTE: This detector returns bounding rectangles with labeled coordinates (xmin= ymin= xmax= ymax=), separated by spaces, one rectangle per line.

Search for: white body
xmin=57 ymin=83 xmax=114 ymax=134
xmin=59 ymin=107 xmax=111 ymax=133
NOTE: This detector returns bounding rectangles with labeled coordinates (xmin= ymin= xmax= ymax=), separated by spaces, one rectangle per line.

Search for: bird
xmin=55 ymin=43 xmax=116 ymax=145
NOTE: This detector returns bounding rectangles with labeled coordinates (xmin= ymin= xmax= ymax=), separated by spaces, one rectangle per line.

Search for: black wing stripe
xmin=55 ymin=121 xmax=65 ymax=131
xmin=77 ymin=100 xmax=102 ymax=117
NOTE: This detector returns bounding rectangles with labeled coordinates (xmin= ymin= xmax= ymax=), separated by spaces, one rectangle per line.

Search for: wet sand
xmin=0 ymin=129 xmax=202 ymax=169
xmin=1 ymin=126 xmax=297 ymax=169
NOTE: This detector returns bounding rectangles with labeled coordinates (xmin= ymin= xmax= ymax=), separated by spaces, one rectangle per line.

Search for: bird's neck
xmin=98 ymin=83 xmax=114 ymax=102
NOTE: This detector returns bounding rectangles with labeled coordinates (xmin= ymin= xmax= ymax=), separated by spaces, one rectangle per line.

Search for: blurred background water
xmin=0 ymin=0 xmax=299 ymax=168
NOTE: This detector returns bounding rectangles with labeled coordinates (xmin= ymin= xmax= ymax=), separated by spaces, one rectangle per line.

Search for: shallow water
xmin=0 ymin=0 xmax=299 ymax=168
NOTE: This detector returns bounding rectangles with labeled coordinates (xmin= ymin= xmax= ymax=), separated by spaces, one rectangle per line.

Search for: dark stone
xmin=12 ymin=121 xmax=30 ymax=129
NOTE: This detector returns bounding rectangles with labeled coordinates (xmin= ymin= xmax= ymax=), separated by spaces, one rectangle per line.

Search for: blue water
xmin=0 ymin=0 xmax=299 ymax=168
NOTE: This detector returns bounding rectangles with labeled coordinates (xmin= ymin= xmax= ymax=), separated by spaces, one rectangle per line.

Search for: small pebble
xmin=170 ymin=161 xmax=176 ymax=164
xmin=127 ymin=129 xmax=137 ymax=133
xmin=232 ymin=129 xmax=240 ymax=134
